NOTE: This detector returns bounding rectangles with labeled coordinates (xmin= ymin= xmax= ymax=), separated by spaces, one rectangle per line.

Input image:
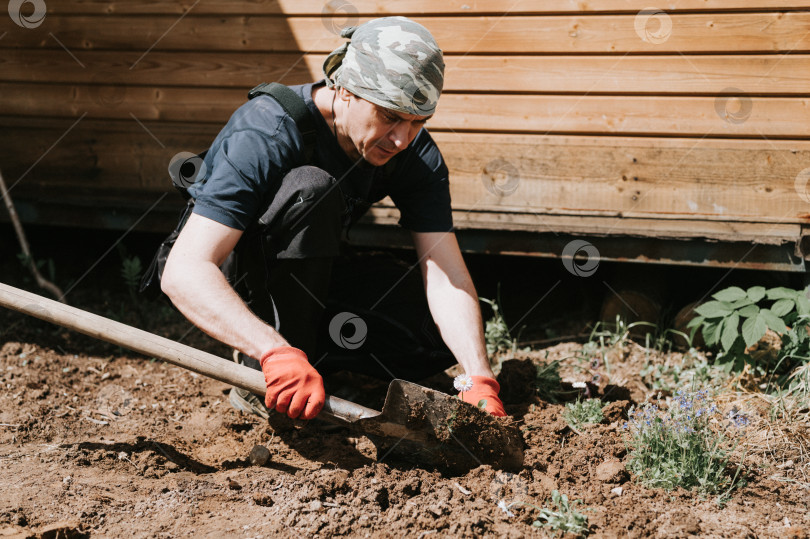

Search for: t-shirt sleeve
xmin=388 ymin=129 xmax=453 ymax=233
xmin=189 ymin=106 xmax=300 ymax=231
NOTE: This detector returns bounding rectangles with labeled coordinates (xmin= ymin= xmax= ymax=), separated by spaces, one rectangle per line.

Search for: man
xmin=161 ymin=17 xmax=506 ymax=422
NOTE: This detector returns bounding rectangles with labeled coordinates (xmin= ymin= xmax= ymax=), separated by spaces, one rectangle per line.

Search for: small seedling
xmin=531 ymin=490 xmax=589 ymax=537
xmin=535 ymin=359 xmax=563 ymax=403
xmin=563 ymin=398 xmax=604 ymax=430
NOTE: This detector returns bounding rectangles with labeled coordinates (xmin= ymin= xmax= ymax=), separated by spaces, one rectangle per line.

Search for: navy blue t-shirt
xmin=188 ymin=81 xmax=453 ymax=233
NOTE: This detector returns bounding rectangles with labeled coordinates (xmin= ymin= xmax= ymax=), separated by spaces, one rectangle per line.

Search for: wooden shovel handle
xmin=0 ymin=282 xmax=377 ymax=422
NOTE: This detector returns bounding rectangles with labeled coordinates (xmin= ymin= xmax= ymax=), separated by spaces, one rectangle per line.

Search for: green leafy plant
xmin=623 ymin=389 xmax=747 ymax=495
xmin=688 ymin=286 xmax=810 ymax=374
xmin=530 ymin=490 xmax=590 ymax=536
xmin=480 ymin=293 xmax=518 ymax=358
xmin=535 ymin=358 xmax=563 ymax=403
xmin=563 ymin=398 xmax=604 ymax=430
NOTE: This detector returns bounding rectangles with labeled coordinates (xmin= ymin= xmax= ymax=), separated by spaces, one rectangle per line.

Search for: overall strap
xmin=249 ymin=82 xmax=316 ymax=162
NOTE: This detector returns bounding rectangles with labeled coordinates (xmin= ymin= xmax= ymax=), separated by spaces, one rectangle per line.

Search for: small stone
xmin=227 ymin=478 xmax=242 ymax=490
xmin=63 ymin=476 xmax=72 ymax=484
xmin=249 ymin=445 xmax=271 ymax=466
xmin=307 ymin=500 xmax=323 ymax=512
xmin=595 ymin=459 xmax=628 ymax=483
xmin=252 ymin=493 xmax=273 ymax=507
xmin=610 ymin=486 xmax=623 ymax=496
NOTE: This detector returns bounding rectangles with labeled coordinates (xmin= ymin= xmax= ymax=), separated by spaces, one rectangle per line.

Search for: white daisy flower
xmin=453 ymin=374 xmax=474 ymax=393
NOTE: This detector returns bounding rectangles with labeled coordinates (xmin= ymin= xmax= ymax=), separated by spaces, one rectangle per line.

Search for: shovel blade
xmin=355 ymin=379 xmax=524 ymax=473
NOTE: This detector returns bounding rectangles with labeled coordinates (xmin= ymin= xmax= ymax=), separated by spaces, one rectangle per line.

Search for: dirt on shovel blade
xmin=365 ymin=381 xmax=524 ymax=474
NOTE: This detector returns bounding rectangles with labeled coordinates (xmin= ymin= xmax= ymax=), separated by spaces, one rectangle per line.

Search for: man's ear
xmin=337 ymin=86 xmax=353 ymax=102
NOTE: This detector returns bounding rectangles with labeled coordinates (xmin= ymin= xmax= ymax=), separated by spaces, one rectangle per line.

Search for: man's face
xmin=339 ymin=89 xmax=432 ymax=166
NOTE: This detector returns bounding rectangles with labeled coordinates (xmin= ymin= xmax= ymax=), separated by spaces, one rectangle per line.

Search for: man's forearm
xmin=162 ymin=261 xmax=288 ymax=360
xmin=424 ymin=268 xmax=494 ymax=378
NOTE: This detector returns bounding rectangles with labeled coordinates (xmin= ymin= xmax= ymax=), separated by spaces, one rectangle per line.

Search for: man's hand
xmin=260 ymin=347 xmax=325 ymax=420
xmin=460 ymin=376 xmax=506 ymax=417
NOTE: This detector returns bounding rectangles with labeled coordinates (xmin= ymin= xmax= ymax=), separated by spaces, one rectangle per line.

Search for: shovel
xmin=0 ymin=282 xmax=524 ymax=473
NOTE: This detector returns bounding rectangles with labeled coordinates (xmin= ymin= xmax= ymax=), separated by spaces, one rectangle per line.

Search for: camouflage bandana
xmin=323 ymin=16 xmax=445 ymax=116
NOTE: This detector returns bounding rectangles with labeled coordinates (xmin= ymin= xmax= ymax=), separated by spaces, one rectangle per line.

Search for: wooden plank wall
xmin=1 ymin=1 xmax=809 ymax=250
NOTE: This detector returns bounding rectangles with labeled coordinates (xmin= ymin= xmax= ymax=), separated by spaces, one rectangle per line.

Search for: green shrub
xmin=688 ymin=285 xmax=810 ymax=375
xmin=623 ymin=389 xmax=747 ymax=495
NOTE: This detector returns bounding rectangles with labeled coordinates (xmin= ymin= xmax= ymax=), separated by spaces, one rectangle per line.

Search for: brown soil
xmin=1 ymin=331 xmax=808 ymax=538
xmin=0 ymin=234 xmax=808 ymax=538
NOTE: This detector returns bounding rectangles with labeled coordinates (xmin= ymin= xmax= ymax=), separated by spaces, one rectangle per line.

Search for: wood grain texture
xmin=2 ymin=118 xmax=808 ymax=228
xmin=2 ymin=83 xmax=807 ymax=137
xmin=2 ymin=13 xmax=809 ymax=54
xmin=42 ymin=0 xmax=810 ymax=15
xmin=2 ymin=51 xmax=808 ymax=95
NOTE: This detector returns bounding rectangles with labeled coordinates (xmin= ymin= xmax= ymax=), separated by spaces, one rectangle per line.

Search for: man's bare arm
xmin=161 ymin=213 xmax=288 ymax=359
xmin=411 ymin=231 xmax=494 ymax=378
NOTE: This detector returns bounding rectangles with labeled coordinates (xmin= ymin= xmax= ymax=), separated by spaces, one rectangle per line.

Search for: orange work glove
xmin=460 ymin=376 xmax=507 ymax=417
xmin=260 ymin=346 xmax=325 ymax=420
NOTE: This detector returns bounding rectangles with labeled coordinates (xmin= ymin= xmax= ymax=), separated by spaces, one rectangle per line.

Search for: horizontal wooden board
xmin=2 ymin=13 xmax=809 ymax=54
xmin=42 ymin=0 xmax=810 ymax=15
xmin=2 ymin=118 xmax=809 ymax=228
xmin=2 ymin=51 xmax=808 ymax=95
xmin=2 ymin=83 xmax=807 ymax=137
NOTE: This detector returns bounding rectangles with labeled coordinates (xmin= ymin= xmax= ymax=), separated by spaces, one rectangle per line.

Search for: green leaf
xmin=766 ymin=287 xmax=797 ymax=300
xmin=694 ymin=301 xmax=733 ymax=318
xmin=796 ymin=294 xmax=810 ymax=316
xmin=770 ymin=298 xmax=795 ymax=317
xmin=741 ymin=314 xmax=768 ymax=348
xmin=747 ymin=286 xmax=766 ymax=302
xmin=727 ymin=298 xmax=755 ymax=310
xmin=737 ymin=304 xmax=760 ymax=318
xmin=712 ymin=286 xmax=747 ymax=302
xmin=686 ymin=315 xmax=705 ymax=330
xmin=703 ymin=319 xmax=723 ymax=347
xmin=759 ymin=309 xmax=787 ymax=334
xmin=720 ymin=312 xmax=740 ymax=351
xmin=477 ymin=399 xmax=488 ymax=409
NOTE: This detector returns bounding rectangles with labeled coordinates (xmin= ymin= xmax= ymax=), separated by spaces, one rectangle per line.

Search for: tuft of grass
xmin=535 ymin=358 xmax=563 ymax=403
xmin=480 ymin=292 xmax=519 ymax=359
xmin=623 ymin=389 xmax=748 ymax=496
xmin=563 ymin=398 xmax=604 ymax=430
xmin=530 ymin=490 xmax=590 ymax=537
